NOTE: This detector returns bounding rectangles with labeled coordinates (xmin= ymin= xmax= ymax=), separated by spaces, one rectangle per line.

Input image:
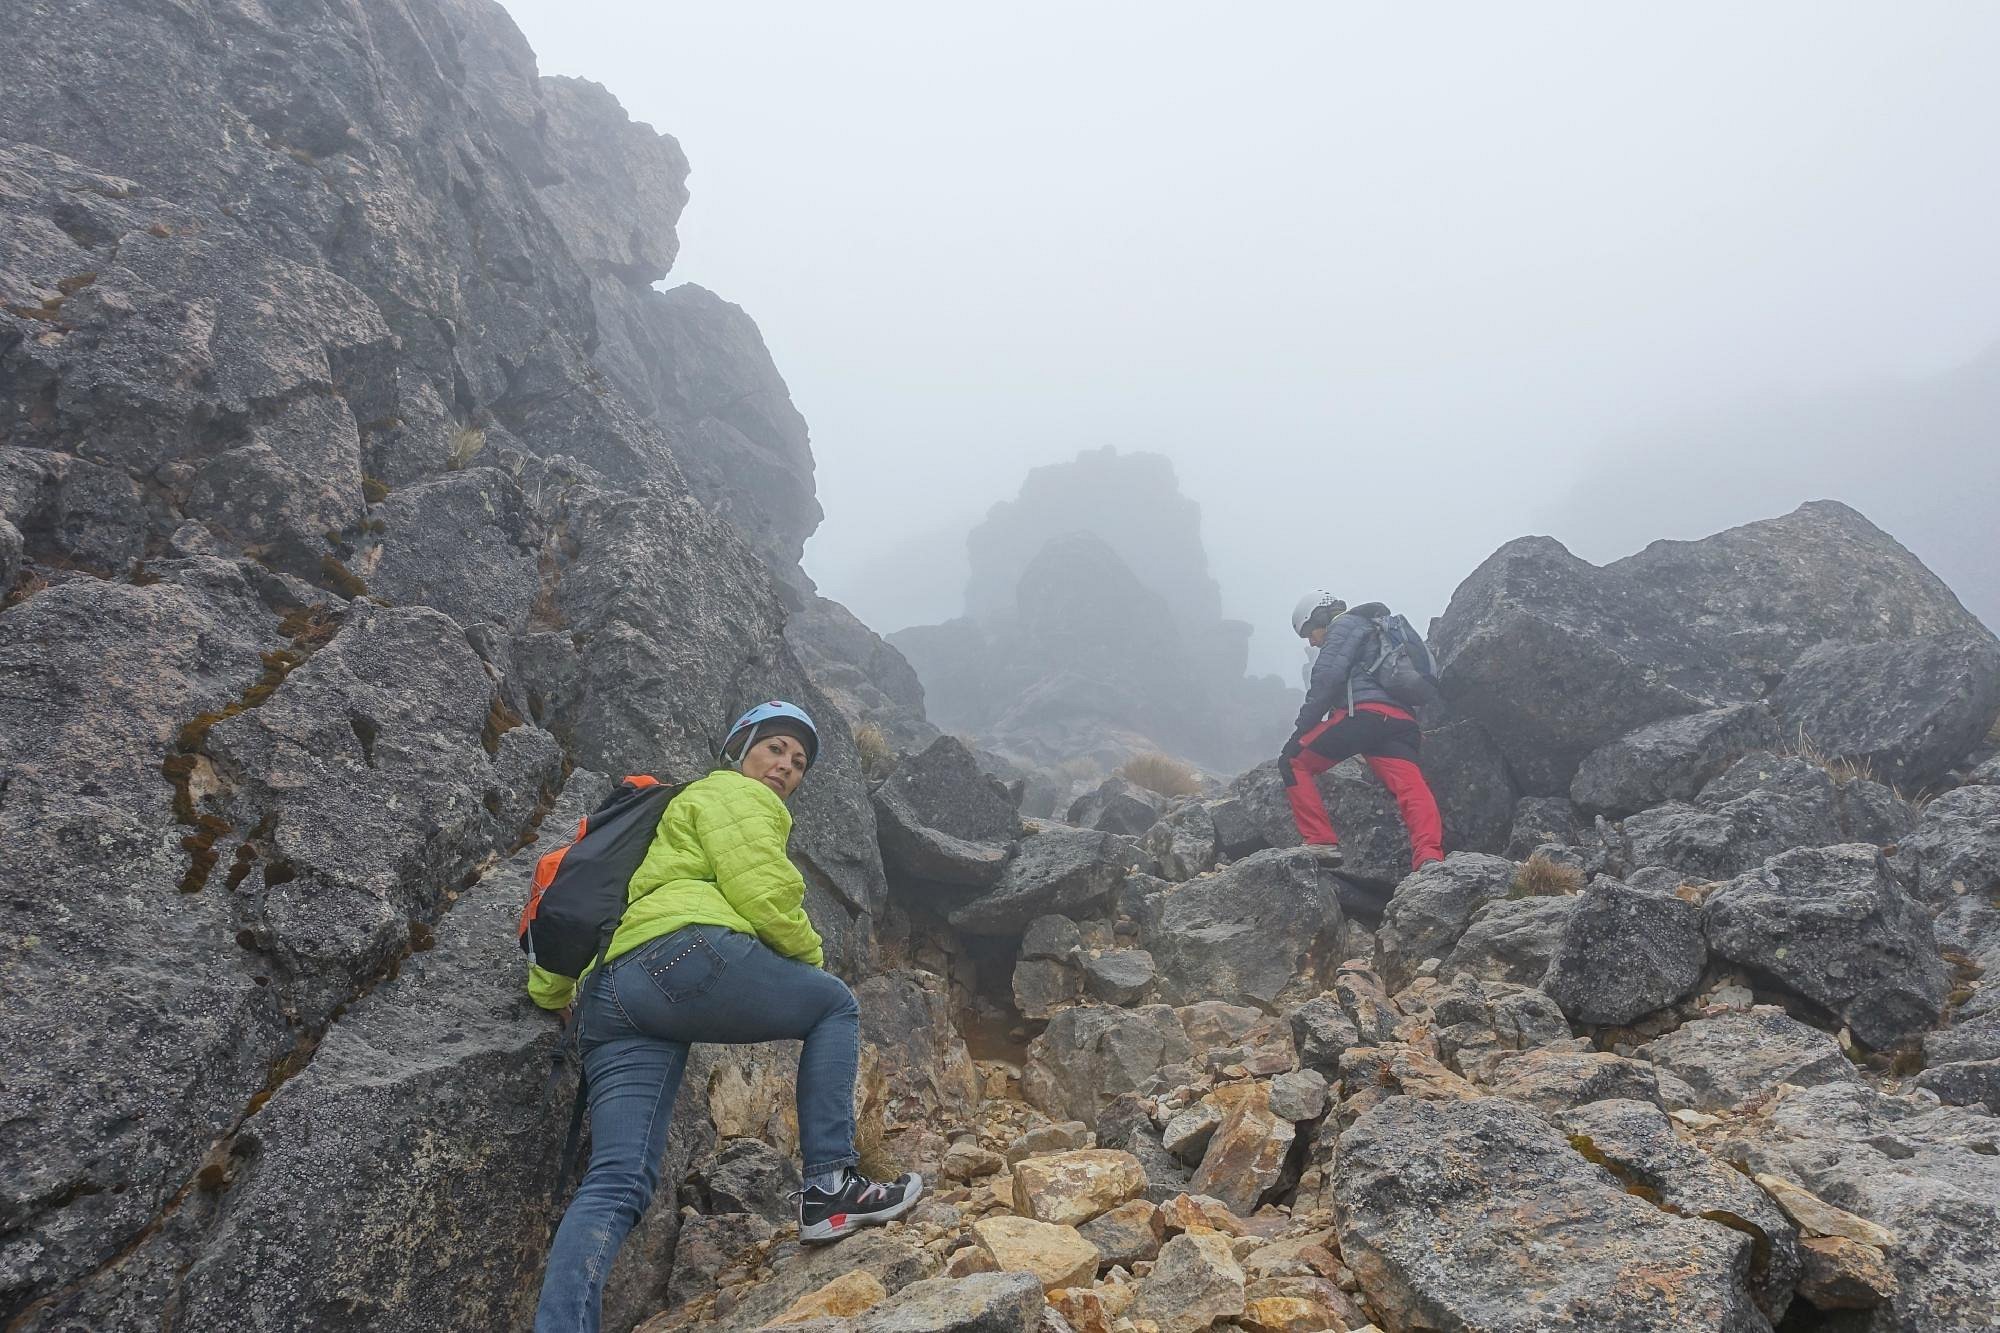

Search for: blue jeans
xmin=532 ymin=925 xmax=861 ymax=1333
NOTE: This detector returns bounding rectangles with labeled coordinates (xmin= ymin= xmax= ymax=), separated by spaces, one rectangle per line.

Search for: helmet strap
xmin=728 ymin=723 xmax=760 ymax=770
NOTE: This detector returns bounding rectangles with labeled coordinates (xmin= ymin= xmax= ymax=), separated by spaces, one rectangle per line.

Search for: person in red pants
xmin=1283 ymin=591 xmax=1445 ymax=870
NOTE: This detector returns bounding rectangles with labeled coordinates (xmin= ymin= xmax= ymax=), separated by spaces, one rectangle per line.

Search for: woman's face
xmin=740 ymin=733 xmax=808 ymax=799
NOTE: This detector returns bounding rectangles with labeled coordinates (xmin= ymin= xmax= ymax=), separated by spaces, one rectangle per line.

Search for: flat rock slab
xmin=1639 ymin=1009 xmax=1859 ymax=1112
xmin=1335 ymin=1096 xmax=1770 ymax=1332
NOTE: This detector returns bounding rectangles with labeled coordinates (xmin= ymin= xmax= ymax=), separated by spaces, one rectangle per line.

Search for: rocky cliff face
xmin=2 ymin=1 xmax=880 ymax=1327
xmin=8 ymin=5 xmax=2000 ymax=1333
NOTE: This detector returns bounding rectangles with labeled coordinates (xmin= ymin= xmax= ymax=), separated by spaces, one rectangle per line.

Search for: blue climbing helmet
xmin=723 ymin=701 xmax=819 ymax=771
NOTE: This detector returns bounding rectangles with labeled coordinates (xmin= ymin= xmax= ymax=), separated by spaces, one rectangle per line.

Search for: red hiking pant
xmin=1284 ymin=703 xmax=1445 ymax=869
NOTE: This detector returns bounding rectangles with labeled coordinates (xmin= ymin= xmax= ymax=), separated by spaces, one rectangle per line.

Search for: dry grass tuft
xmin=1120 ymin=752 xmax=1202 ymax=799
xmin=853 ymin=722 xmax=896 ymax=780
xmin=1786 ymin=726 xmax=1876 ymax=786
xmin=1511 ymin=852 xmax=1585 ymax=898
xmin=447 ymin=423 xmax=486 ymax=470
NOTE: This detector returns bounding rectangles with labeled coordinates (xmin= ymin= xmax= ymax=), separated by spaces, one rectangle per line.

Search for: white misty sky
xmin=502 ymin=1 xmax=2000 ymax=676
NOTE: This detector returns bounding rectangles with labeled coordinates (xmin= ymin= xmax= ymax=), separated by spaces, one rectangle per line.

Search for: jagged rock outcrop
xmin=1432 ymin=502 xmax=2000 ymax=795
xmin=1 ymin=2 xmax=887 ymax=1326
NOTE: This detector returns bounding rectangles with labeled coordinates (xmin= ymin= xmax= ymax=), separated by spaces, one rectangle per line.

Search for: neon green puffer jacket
xmin=526 ymin=768 xmax=825 ymax=1010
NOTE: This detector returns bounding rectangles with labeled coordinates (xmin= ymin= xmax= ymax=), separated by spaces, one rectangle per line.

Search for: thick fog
xmin=504 ymin=2 xmax=2000 ymax=677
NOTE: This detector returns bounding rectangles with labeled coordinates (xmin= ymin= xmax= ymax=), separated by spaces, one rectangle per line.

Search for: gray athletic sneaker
xmin=798 ymin=1170 xmax=924 ymax=1243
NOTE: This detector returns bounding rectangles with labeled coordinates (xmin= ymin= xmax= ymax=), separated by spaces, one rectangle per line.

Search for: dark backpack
xmin=1350 ymin=612 xmax=1443 ymax=712
xmin=517 ymin=774 xmax=685 ymax=980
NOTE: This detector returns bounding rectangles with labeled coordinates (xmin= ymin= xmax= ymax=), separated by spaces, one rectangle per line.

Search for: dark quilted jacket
xmin=1295 ymin=602 xmax=1394 ymax=734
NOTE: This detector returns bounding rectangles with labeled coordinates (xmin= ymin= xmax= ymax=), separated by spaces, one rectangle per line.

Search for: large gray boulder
xmin=1890 ymin=783 xmax=2000 ymax=907
xmin=1441 ymin=895 xmax=1577 ymax=987
xmin=1143 ymin=848 xmax=1349 ymax=1013
xmin=1375 ymin=854 xmax=1518 ymax=988
xmin=1610 ymin=499 xmax=1995 ymax=678
xmin=363 ymin=469 xmax=545 ymax=634
xmin=1639 ymin=1010 xmax=1861 ymax=1112
xmin=1022 ymin=1005 xmax=1194 ymax=1124
xmin=1771 ymin=634 xmax=2000 ymax=790
xmin=1335 ymin=1096 xmax=1771 ymax=1332
xmin=1138 ymin=800 xmax=1220 ymax=881
xmin=1705 ymin=845 xmax=1947 ymax=1049
xmin=1619 ymin=753 xmax=1840 ymax=882
xmin=1743 ymin=1081 xmax=2000 ymax=1332
xmin=1429 ymin=536 xmax=1741 ymax=794
xmin=1570 ymin=703 xmax=1780 ymax=817
xmin=872 ymin=735 xmax=1022 ymax=890
xmin=1556 ymin=1099 xmax=1800 ymax=1322
xmin=946 ymin=824 xmax=1128 ymax=934
xmin=1432 ymin=502 xmax=1996 ymax=797
xmin=1541 ymin=877 xmax=1707 ymax=1025
xmin=1507 ymin=796 xmax=1590 ymax=859
xmin=1421 ymin=713 xmax=1520 ymax=853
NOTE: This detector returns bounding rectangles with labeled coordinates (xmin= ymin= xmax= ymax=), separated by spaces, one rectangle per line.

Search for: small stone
xmin=1797 ymin=1235 xmax=1899 ymax=1310
xmin=1077 ymin=1199 xmax=1166 ymax=1269
xmin=767 ymin=1270 xmax=890 ymax=1324
xmin=1047 ymin=1287 xmax=1112 ymax=1333
xmin=1159 ymin=1193 xmax=1249 ymax=1237
xmin=1011 ymin=1150 xmax=1148 ymax=1227
xmin=944 ymin=1140 xmax=1007 ymax=1182
xmin=1160 ymin=1105 xmax=1223 ymax=1164
xmin=943 ymin=1244 xmax=997 ymax=1278
xmin=970 ymin=1215 xmax=1101 ymax=1292
xmin=1084 ymin=949 xmax=1157 ymax=1005
xmin=1754 ymin=1173 xmax=1898 ymax=1250
xmin=1133 ymin=1231 xmax=1247 ymax=1333
xmin=1266 ymin=1070 xmax=1329 ymax=1123
xmin=1238 ymin=1295 xmax=1338 ymax=1333
xmin=1007 ymin=1121 xmax=1096 ymax=1164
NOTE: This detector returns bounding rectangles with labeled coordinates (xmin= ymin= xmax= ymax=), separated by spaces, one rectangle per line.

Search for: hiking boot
xmin=1304 ymin=843 xmax=1344 ymax=867
xmin=799 ymin=1170 xmax=924 ymax=1243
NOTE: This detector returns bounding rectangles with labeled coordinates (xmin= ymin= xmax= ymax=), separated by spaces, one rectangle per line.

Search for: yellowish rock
xmin=1798 ymin=1234 xmax=1899 ymax=1309
xmin=1012 ymin=1149 xmax=1148 ymax=1227
xmin=1160 ymin=1192 xmax=1249 ymax=1237
xmin=944 ymin=1244 xmax=998 ymax=1278
xmin=1049 ymin=1286 xmax=1113 ymax=1333
xmin=1238 ymin=1295 xmax=1344 ymax=1333
xmin=1096 ymin=1276 xmax=1138 ymax=1319
xmin=1754 ymin=1173 xmax=1898 ymax=1249
xmin=971 ymin=1214 xmax=1102 ymax=1291
xmin=766 ymin=1270 xmax=888 ymax=1325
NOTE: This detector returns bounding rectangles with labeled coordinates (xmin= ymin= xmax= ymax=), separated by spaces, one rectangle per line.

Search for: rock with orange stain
xmin=1335 ymin=1096 xmax=1770 ymax=1331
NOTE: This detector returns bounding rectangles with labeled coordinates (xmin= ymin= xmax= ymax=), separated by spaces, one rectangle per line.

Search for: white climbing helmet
xmin=1291 ymin=589 xmax=1344 ymax=638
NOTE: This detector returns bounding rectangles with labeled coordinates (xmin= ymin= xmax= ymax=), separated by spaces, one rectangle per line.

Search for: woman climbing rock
xmin=528 ymin=702 xmax=922 ymax=1333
